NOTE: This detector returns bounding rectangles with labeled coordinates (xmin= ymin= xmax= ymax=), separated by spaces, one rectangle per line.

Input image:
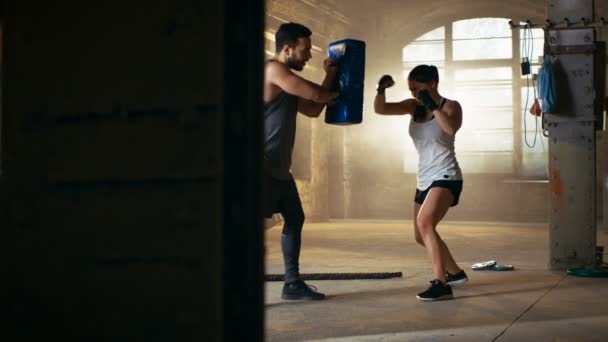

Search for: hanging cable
xmin=523 ymin=24 xmax=539 ymax=148
xmin=530 ymin=25 xmax=542 ymax=146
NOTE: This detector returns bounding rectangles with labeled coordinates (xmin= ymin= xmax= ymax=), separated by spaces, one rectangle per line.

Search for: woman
xmin=374 ymin=65 xmax=467 ymax=301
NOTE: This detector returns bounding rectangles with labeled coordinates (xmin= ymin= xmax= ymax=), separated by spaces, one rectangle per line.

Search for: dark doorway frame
xmin=223 ymin=0 xmax=266 ymax=341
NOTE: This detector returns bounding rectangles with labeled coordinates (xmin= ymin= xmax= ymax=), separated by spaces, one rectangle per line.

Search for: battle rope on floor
xmin=265 ymin=272 xmax=403 ymax=281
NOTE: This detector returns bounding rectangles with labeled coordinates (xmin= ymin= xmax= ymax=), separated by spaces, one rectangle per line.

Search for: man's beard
xmin=287 ymin=56 xmax=304 ymax=71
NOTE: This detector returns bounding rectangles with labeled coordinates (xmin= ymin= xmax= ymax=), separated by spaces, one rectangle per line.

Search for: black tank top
xmin=264 ymin=61 xmax=298 ymax=179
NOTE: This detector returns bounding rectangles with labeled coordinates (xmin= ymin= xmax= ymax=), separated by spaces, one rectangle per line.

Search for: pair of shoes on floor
xmin=281 ymin=279 xmax=325 ymax=300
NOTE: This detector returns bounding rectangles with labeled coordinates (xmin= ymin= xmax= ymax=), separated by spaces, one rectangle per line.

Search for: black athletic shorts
xmin=414 ymin=180 xmax=463 ymax=207
xmin=262 ymin=173 xmax=301 ymax=218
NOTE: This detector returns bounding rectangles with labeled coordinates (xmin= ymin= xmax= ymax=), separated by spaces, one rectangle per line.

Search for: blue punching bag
xmin=325 ymin=39 xmax=366 ymax=125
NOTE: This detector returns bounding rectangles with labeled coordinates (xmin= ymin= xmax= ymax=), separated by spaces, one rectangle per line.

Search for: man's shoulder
xmin=266 ymin=59 xmax=289 ymax=71
xmin=265 ymin=60 xmax=294 ymax=90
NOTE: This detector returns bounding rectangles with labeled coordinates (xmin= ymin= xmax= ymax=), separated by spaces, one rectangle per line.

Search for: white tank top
xmin=408 ymin=98 xmax=462 ymax=190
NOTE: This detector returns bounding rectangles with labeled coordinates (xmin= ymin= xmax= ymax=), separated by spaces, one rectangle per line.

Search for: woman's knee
xmin=416 ymin=218 xmax=435 ymax=236
xmin=413 ymin=223 xmax=426 ymax=245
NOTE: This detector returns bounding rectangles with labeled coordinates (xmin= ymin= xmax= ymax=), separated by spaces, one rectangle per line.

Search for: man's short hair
xmin=275 ymin=22 xmax=312 ymax=53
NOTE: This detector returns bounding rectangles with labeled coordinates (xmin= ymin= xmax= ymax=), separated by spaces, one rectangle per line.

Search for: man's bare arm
xmin=267 ymin=61 xmax=338 ymax=104
xmin=297 ymin=59 xmax=338 ymax=117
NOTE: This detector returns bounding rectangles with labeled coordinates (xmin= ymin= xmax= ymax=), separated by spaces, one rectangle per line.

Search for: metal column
xmin=545 ymin=0 xmax=605 ymax=270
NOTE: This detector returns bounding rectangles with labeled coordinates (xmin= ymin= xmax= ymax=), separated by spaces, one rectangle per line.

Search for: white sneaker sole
xmin=416 ymin=293 xmax=454 ymax=301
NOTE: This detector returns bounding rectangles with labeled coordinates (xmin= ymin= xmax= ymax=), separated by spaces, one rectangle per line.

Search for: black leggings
xmin=264 ymin=175 xmax=305 ymax=283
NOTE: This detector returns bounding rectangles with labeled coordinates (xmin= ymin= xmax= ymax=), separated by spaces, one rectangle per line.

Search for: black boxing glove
xmin=417 ymin=89 xmax=438 ymax=111
xmin=376 ymin=74 xmax=395 ymax=95
xmin=413 ymin=105 xmax=427 ymax=122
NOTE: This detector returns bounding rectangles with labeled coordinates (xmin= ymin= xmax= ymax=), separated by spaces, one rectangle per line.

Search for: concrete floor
xmin=264 ymin=220 xmax=608 ymax=341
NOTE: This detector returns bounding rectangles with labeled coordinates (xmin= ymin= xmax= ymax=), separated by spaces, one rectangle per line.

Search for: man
xmin=263 ymin=22 xmax=339 ymax=300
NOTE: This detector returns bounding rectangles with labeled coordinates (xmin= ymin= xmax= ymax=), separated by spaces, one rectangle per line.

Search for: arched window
xmin=402 ymin=18 xmax=547 ymax=178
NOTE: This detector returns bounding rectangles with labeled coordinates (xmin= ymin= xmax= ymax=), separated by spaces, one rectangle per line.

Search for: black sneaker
xmin=416 ymin=279 xmax=454 ymax=301
xmin=281 ymin=280 xmax=325 ymax=300
xmin=446 ymin=270 xmax=468 ymax=286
